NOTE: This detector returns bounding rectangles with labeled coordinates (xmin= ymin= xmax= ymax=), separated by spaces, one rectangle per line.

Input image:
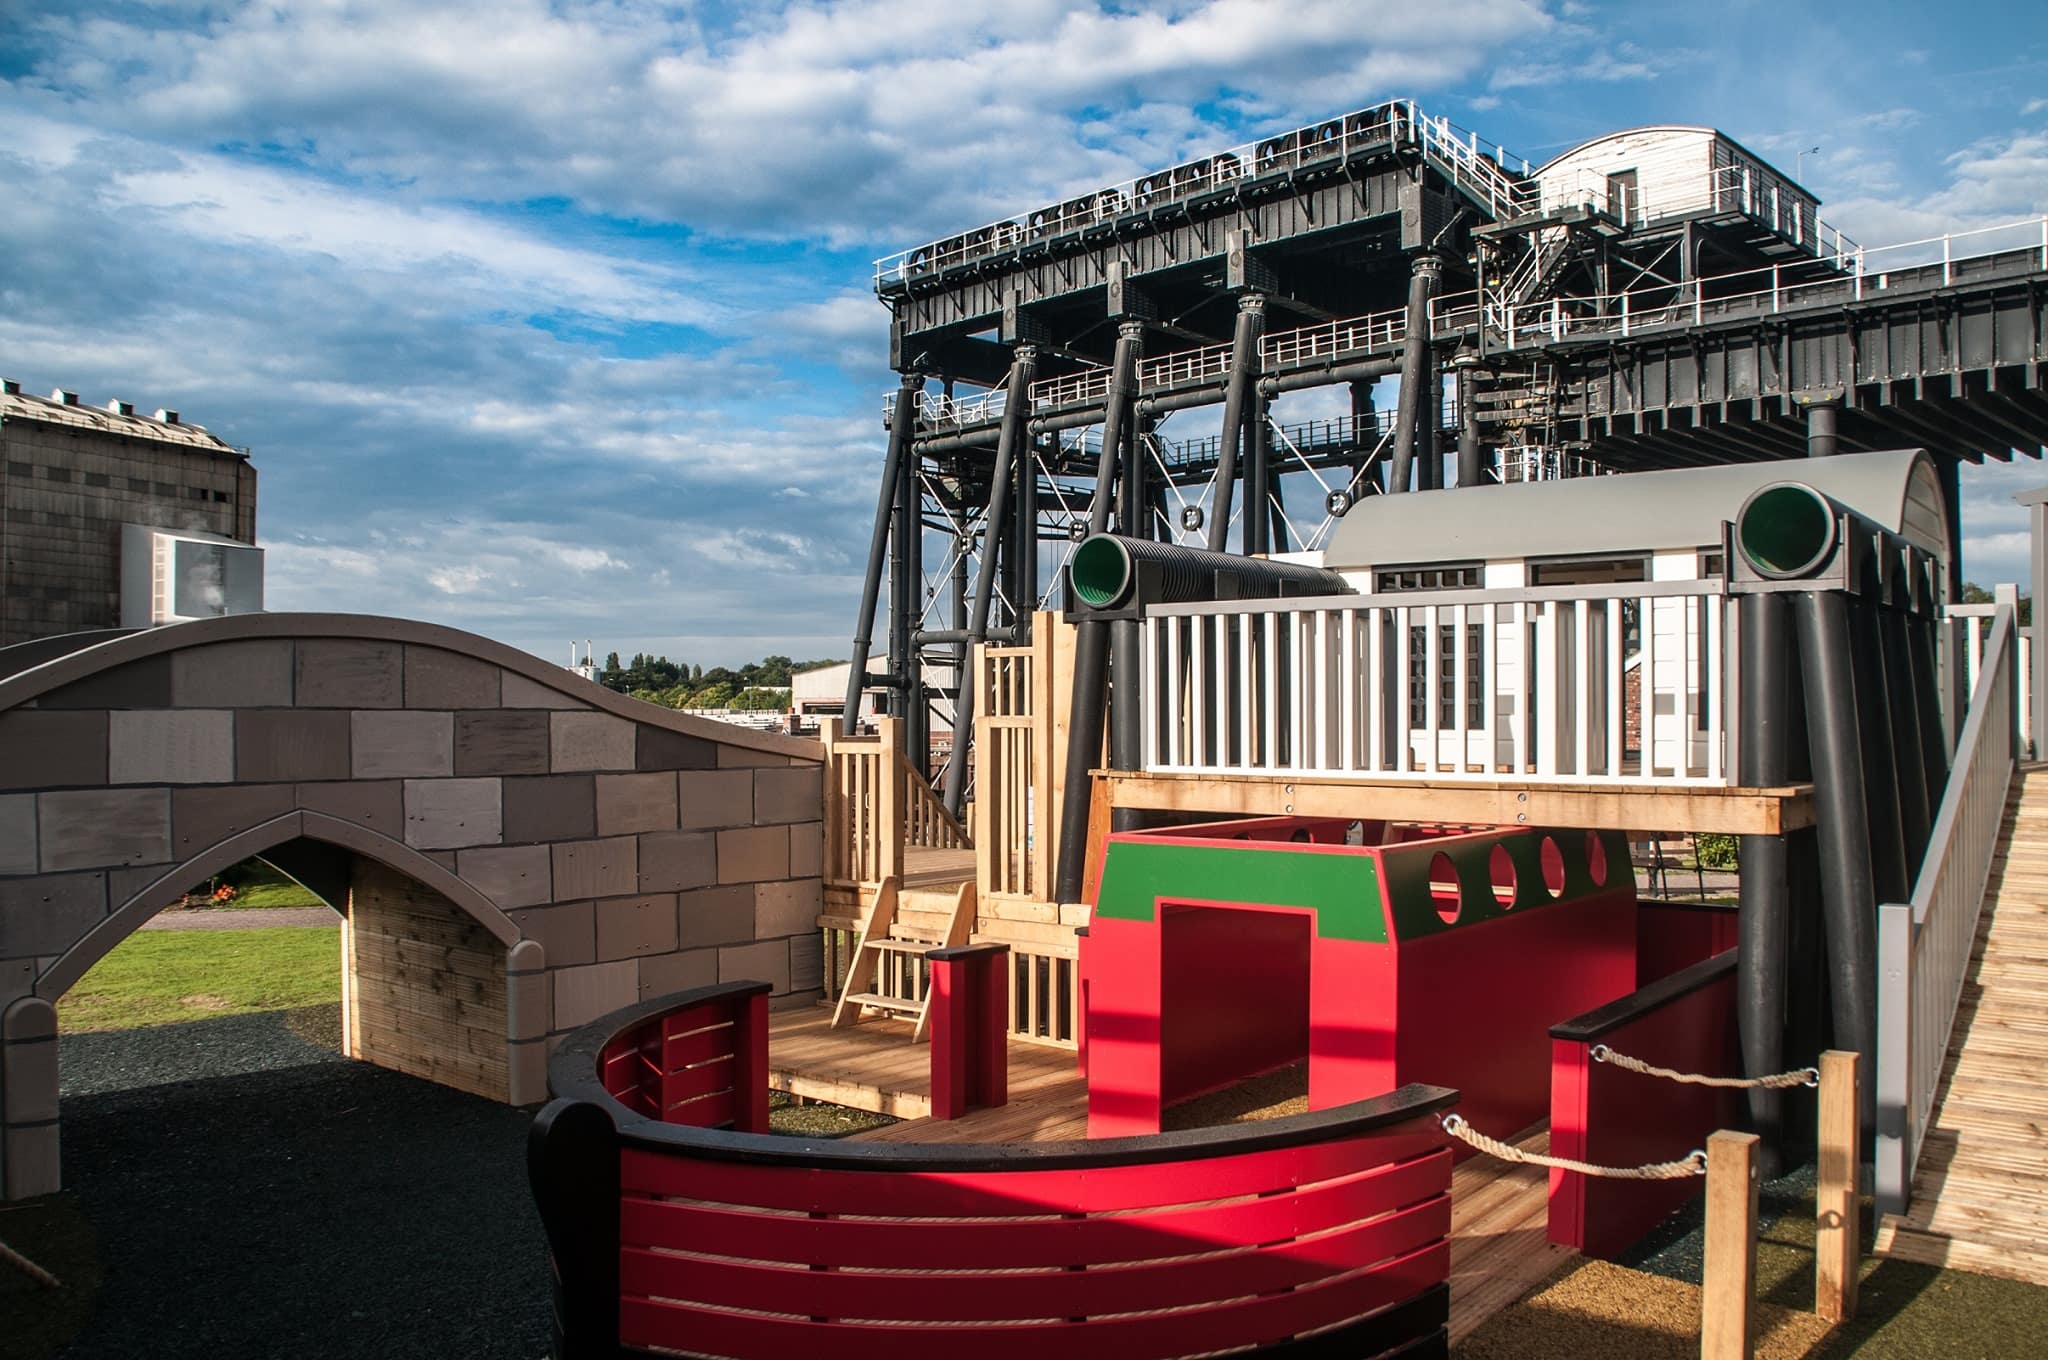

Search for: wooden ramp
xmin=1447 ymin=1126 xmax=1577 ymax=1345
xmin=767 ymin=1006 xmax=1078 ymax=1120
xmin=1878 ymin=771 xmax=2048 ymax=1284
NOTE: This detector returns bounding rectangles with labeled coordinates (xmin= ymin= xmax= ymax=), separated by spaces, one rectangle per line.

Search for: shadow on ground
xmin=6 ymin=1007 xmax=548 ymax=1360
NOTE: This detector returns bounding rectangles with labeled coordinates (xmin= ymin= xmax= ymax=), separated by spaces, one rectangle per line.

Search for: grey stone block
xmin=296 ymin=780 xmax=403 ymax=836
xmin=596 ymin=894 xmax=680 ymax=960
xmin=752 ymin=766 xmax=822 ymax=825
xmin=788 ymin=821 xmax=823 ymax=879
xmin=636 ymin=727 xmax=717 ymax=771
xmin=595 ymin=772 xmax=677 ymax=836
xmin=508 ymin=901 xmax=594 ymax=968
xmin=638 ymin=948 xmax=717 ymax=999
xmin=38 ymin=789 xmax=171 ymax=871
xmin=637 ymin=830 xmax=716 ymax=894
xmin=550 ymin=711 xmax=634 ymax=772
xmin=715 ymin=825 xmax=788 ymax=885
xmin=172 ymin=784 xmax=297 ymax=857
xmin=675 ymin=884 xmax=757 ymax=949
xmin=0 ymin=711 xmax=106 ymax=790
xmin=551 ymin=837 xmax=637 ymax=900
xmin=501 ymin=671 xmax=583 ymax=709
xmin=403 ymin=778 xmax=503 ymax=850
xmin=717 ymin=939 xmax=791 ymax=994
xmin=172 ymin=640 xmax=294 ymax=707
xmin=0 ymin=871 xmax=104 ymax=959
xmin=236 ymin=710 xmax=350 ymax=782
xmin=38 ymin=655 xmax=172 ymax=710
xmin=295 ymin=640 xmax=403 ymax=708
xmin=404 ymin=646 xmax=501 ymax=709
xmin=0 ymin=796 xmax=35 ymax=876
xmin=676 ymin=769 xmax=753 ymax=830
xmin=454 ymin=710 xmax=551 ymax=776
xmin=753 ymin=878 xmax=823 ymax=939
xmin=107 ymin=709 xmax=234 ymax=785
xmin=551 ymin=959 xmax=639 ymax=1029
xmin=351 ymin=710 xmax=454 ymax=779
xmin=500 ymin=774 xmax=595 ymax=844
xmin=455 ymin=844 xmax=553 ymax=910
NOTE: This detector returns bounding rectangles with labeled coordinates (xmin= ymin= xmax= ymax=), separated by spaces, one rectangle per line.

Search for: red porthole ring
xmin=1584 ymin=830 xmax=1609 ymax=888
xmin=1429 ymin=851 xmax=1461 ymax=924
xmin=1488 ymin=842 xmax=1517 ymax=908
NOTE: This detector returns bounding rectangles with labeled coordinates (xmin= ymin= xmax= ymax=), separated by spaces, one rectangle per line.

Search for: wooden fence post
xmin=1816 ymin=1049 xmax=1861 ymax=1323
xmin=1701 ymin=1128 xmax=1759 ymax=1360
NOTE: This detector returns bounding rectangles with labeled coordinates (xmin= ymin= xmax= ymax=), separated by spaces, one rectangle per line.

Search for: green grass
xmin=180 ymin=859 xmax=330 ymax=911
xmin=59 ymin=927 xmax=341 ymax=1033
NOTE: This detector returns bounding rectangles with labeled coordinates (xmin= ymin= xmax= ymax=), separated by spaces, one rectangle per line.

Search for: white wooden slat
xmin=1451 ymin=603 xmax=1469 ymax=774
xmin=1396 ymin=606 xmax=1413 ymax=773
xmin=1536 ymin=600 xmax=1559 ymax=778
xmin=1366 ymin=605 xmax=1385 ymax=773
xmin=1315 ymin=608 xmax=1333 ymax=770
xmin=1142 ymin=618 xmax=1158 ymax=768
xmin=1573 ymin=599 xmax=1591 ymax=778
xmin=1423 ymin=604 xmax=1442 ymax=773
xmin=1639 ymin=593 xmax=1657 ymax=780
xmin=1707 ymin=597 xmax=1724 ymax=783
xmin=1340 ymin=608 xmax=1358 ymax=772
xmin=1165 ymin=616 xmax=1182 ymax=766
xmin=1607 ymin=597 xmax=1624 ymax=778
xmin=1263 ymin=611 xmax=1279 ymax=771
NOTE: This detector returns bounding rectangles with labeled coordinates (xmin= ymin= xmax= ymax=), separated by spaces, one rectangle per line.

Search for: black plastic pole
xmin=945 ymin=346 xmax=1038 ymax=815
xmin=844 ymin=375 xmax=922 ymax=734
xmin=1205 ymin=296 xmax=1266 ymax=551
xmin=1054 ymin=324 xmax=1143 ymax=902
xmin=1388 ymin=253 xmax=1440 ymax=494
xmin=1793 ymin=589 xmax=1880 ymax=1118
xmin=1737 ymin=590 xmax=1794 ymax=1169
xmin=1456 ymin=361 xmax=1483 ymax=488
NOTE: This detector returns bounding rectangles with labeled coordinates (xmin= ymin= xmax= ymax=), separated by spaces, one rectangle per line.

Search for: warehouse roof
xmin=0 ymin=382 xmax=243 ymax=456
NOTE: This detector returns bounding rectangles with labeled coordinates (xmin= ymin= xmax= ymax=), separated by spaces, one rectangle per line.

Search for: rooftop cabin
xmin=1530 ymin=126 xmax=1848 ymax=264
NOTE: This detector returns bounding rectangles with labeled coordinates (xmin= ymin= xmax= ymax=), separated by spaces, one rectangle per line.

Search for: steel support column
xmin=1389 ymin=253 xmax=1441 ymax=493
xmin=1737 ymin=591 xmax=1794 ymax=1169
xmin=845 ymin=375 xmax=922 ymax=733
xmin=1206 ymin=295 xmax=1266 ymax=550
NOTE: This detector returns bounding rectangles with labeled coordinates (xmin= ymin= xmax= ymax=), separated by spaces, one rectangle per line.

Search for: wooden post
xmin=1816 ymin=1049 xmax=1861 ymax=1323
xmin=1701 ymin=1129 xmax=1759 ymax=1360
xmin=874 ymin=715 xmax=905 ymax=882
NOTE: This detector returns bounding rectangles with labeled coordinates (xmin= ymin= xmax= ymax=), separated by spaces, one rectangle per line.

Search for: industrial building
xmin=0 ymin=379 xmax=259 ymax=646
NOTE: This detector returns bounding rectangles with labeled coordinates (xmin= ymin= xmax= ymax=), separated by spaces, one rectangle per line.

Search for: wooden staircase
xmin=1877 ymin=771 xmax=2048 ymax=1284
xmin=830 ymin=877 xmax=975 ymax=1042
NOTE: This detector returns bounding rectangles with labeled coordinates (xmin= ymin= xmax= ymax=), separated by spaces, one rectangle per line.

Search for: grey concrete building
xmin=1 ymin=380 xmax=257 ymax=646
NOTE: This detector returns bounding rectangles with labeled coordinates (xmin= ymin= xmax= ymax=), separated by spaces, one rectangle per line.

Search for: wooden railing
xmin=822 ymin=715 xmax=969 ymax=889
xmin=1876 ymin=604 xmax=2019 ymax=1216
xmin=973 ymin=619 xmax=1063 ymax=901
xmin=1139 ymin=581 xmax=1733 ymax=785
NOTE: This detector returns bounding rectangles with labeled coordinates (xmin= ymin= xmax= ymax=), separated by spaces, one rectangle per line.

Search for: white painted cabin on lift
xmin=1532 ymin=125 xmax=1828 ymax=252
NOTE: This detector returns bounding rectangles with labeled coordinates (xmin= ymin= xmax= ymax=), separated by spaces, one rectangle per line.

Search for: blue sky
xmin=3 ymin=1 xmax=2045 ymax=666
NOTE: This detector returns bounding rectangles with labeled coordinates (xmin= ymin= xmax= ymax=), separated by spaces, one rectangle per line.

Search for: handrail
xmin=1876 ymin=605 xmax=2018 ymax=1216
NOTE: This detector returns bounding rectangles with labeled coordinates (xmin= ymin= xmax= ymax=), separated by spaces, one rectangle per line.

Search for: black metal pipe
xmin=1805 ymin=397 xmax=1841 ymax=458
xmin=1018 ymin=442 xmax=1042 ymax=617
xmin=1793 ymin=589 xmax=1880 ymax=1119
xmin=1849 ymin=593 xmax=1910 ymax=907
xmin=913 ymin=627 xmax=1020 ymax=646
xmin=913 ymin=431 xmax=1001 ymax=456
xmin=1388 ymin=254 xmax=1440 ymax=494
xmin=1206 ymin=295 xmax=1266 ymax=550
xmin=1456 ymin=362 xmax=1483 ymax=487
xmin=1052 ymin=619 xmax=1110 ymax=904
xmin=1737 ymin=591 xmax=1794 ymax=1168
xmin=1122 ymin=415 xmax=1153 ymax=543
xmin=1245 ymin=393 xmax=1270 ymax=556
xmin=946 ymin=345 xmax=1038 ymax=814
xmin=1880 ymin=600 xmax=1932 ymax=873
xmin=1258 ymin=358 xmax=1402 ymax=398
xmin=1092 ymin=324 xmax=1144 ymax=538
xmin=1067 ymin=535 xmax=1355 ymax=610
xmin=844 ymin=376 xmax=921 ymax=733
xmin=898 ymin=435 xmax=925 ymax=745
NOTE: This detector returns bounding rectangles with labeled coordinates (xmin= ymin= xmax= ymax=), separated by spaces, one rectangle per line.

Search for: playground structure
xmin=0 ymin=613 xmax=828 ymax=1201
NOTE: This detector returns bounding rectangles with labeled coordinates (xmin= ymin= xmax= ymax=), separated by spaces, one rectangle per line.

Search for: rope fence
xmin=0 ymin=1236 xmax=61 ymax=1290
xmin=1592 ymin=1044 xmax=1819 ymax=1090
xmin=1440 ymin=1114 xmax=1705 ymax=1180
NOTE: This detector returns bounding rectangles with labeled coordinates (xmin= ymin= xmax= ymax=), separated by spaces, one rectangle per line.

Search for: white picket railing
xmin=1138 ymin=580 xmax=1733 ymax=786
xmin=1876 ymin=605 xmax=2019 ymax=1216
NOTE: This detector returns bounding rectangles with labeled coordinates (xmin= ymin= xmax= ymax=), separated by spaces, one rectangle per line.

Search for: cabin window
xmin=1408 ymin=621 xmax=1487 ymax=728
xmin=1374 ymin=564 xmax=1481 ymax=593
xmin=1527 ymin=555 xmax=1647 ymax=586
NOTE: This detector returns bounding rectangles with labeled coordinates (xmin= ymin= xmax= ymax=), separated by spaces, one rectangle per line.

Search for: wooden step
xmin=840 ymin=991 xmax=927 ymax=1017
xmin=867 ymin=937 xmax=941 ymax=955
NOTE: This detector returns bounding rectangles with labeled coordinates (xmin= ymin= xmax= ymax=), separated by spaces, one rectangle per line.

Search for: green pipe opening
xmin=1071 ymin=536 xmax=1134 ymax=608
xmin=1738 ymin=483 xmax=1837 ymax=579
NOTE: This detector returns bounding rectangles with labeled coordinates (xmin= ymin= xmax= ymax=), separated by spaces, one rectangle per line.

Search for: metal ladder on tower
xmin=830 ymin=876 xmax=977 ymax=1041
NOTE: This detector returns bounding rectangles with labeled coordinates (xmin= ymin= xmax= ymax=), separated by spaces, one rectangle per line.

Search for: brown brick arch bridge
xmin=0 ymin=614 xmax=825 ymax=1199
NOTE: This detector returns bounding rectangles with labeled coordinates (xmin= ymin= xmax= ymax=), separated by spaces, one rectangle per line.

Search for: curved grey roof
xmin=1323 ymin=450 xmax=1946 ymax=572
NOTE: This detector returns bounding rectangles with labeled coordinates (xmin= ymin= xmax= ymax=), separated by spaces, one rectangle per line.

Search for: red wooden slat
xmin=618 ymin=1195 xmax=1448 ymax=1321
xmin=618 ymin=1126 xmax=1442 ymax=1216
xmin=664 ymin=1087 xmax=737 ymax=1129
xmin=656 ymin=1054 xmax=735 ymax=1106
xmin=662 ymin=1023 xmax=736 ymax=1071
xmin=619 ymin=1152 xmax=1449 ymax=1270
xmin=619 ymin=1240 xmax=1448 ymax=1359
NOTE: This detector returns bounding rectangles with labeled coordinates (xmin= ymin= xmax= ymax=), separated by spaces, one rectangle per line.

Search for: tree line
xmin=598 ymin=652 xmax=843 ymax=711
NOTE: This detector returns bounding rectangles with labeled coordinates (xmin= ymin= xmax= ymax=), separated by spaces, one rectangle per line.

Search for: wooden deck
xmin=767 ymin=1006 xmax=1079 ymax=1120
xmin=768 ymin=1008 xmax=1568 ymax=1341
xmin=1106 ymin=769 xmax=1816 ymax=836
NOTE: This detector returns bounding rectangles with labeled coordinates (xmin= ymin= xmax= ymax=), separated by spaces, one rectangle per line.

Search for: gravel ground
xmin=25 ymin=1008 xmax=549 ymax=1360
xmin=139 ymin=908 xmax=339 ymax=931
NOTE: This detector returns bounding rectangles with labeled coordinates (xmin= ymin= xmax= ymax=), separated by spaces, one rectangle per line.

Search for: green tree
xmin=1960 ymin=583 xmax=2033 ymax=627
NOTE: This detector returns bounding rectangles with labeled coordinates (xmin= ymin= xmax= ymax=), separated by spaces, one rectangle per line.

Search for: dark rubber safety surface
xmin=50 ymin=1012 xmax=549 ymax=1359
